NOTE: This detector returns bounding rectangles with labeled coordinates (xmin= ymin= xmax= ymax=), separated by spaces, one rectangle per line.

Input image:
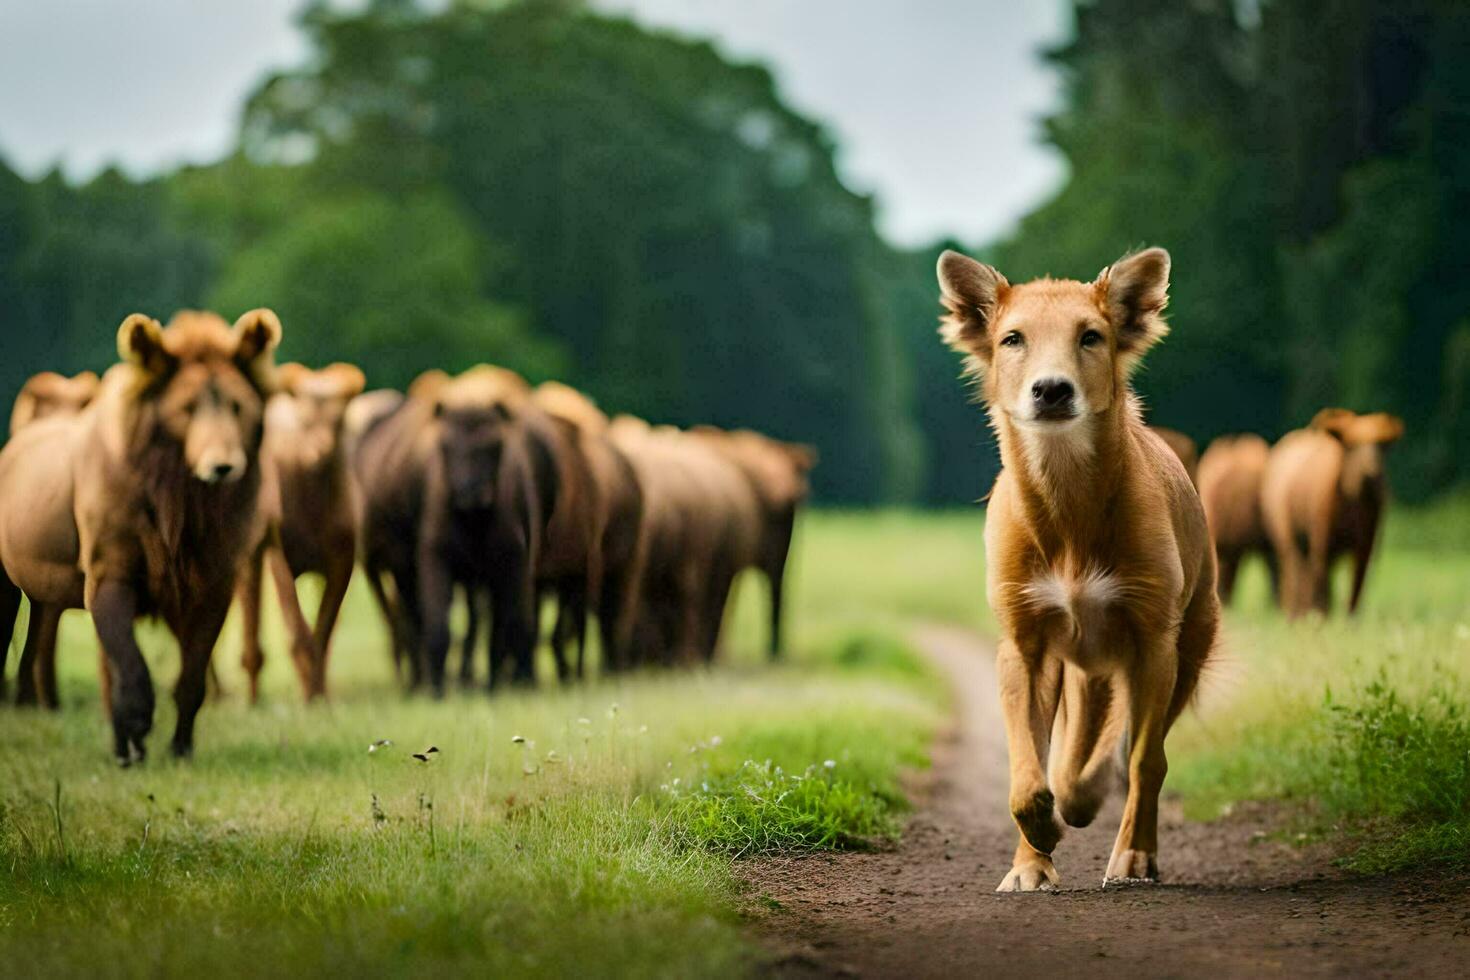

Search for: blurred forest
xmin=2 ymin=0 xmax=1467 ymax=503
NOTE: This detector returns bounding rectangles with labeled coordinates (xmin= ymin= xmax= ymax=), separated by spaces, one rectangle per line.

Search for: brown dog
xmin=938 ymin=246 xmax=1217 ymax=890
xmin=1261 ymin=408 xmax=1403 ymax=617
xmin=1198 ymin=433 xmax=1276 ymax=603
xmin=237 ymin=362 xmax=366 ymax=702
xmin=0 ymin=310 xmax=281 ymax=763
xmin=3 ymin=371 xmax=100 ymax=707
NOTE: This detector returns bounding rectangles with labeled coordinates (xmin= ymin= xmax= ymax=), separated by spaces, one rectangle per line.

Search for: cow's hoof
xmin=996 ymin=856 xmax=1060 ymax=892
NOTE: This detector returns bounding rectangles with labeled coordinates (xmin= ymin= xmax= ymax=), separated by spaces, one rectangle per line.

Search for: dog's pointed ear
xmin=937 ymin=250 xmax=1008 ymax=365
xmin=117 ymin=314 xmax=173 ymax=378
xmin=1098 ymin=248 xmax=1170 ymax=364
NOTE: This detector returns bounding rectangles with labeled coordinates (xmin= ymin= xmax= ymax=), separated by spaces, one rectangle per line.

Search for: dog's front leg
xmin=1105 ymin=637 xmax=1179 ymax=884
xmin=996 ymin=637 xmax=1063 ymax=891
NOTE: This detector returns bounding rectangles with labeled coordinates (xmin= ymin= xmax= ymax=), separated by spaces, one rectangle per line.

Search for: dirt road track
xmin=743 ymin=624 xmax=1470 ymax=978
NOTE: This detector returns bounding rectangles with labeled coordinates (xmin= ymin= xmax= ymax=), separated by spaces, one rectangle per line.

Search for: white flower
xmin=823 ymin=759 xmax=836 ymax=769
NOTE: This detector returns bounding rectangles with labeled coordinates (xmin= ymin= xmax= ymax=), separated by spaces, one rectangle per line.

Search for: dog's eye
xmin=999 ymin=332 xmax=1023 ymax=348
xmin=1079 ymin=329 xmax=1104 ymax=349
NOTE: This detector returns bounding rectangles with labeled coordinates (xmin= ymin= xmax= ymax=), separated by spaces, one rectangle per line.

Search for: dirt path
xmin=743 ymin=624 xmax=1470 ymax=978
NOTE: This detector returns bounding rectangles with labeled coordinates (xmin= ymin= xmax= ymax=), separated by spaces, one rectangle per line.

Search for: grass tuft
xmin=666 ymin=759 xmax=899 ymax=856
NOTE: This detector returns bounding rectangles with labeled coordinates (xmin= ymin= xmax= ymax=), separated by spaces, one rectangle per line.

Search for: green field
xmin=2 ymin=507 xmax=1466 ymax=975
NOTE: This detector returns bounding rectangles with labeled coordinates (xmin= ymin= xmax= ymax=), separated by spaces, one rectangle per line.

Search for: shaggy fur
xmin=0 ymin=309 xmax=281 ymax=763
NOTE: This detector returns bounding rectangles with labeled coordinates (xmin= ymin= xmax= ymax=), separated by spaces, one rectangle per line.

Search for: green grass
xmin=0 ymin=513 xmax=948 ymax=978
xmin=1167 ymin=494 xmax=1470 ymax=871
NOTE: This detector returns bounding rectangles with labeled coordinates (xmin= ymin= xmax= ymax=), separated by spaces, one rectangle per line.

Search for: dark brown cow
xmin=355 ymin=367 xmax=552 ymax=693
xmin=532 ymin=382 xmax=644 ymax=676
xmin=0 ymin=309 xmax=281 ymax=763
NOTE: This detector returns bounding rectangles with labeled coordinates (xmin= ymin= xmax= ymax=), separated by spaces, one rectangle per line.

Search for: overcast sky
xmin=0 ymin=0 xmax=1068 ymax=247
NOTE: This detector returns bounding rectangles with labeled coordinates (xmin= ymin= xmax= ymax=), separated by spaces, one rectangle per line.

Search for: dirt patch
xmin=741 ymin=624 xmax=1470 ymax=978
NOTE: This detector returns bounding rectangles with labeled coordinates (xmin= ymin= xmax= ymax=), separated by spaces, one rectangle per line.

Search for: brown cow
xmin=532 ymin=382 xmax=644 ymax=675
xmin=607 ymin=417 xmax=714 ymax=667
xmin=4 ymin=371 xmax=100 ymax=707
xmin=690 ymin=426 xmax=816 ymax=658
xmin=1197 ymin=433 xmax=1276 ymax=604
xmin=9 ymin=370 xmax=100 ymax=436
xmin=0 ymin=309 xmax=281 ymax=763
xmin=355 ymin=367 xmax=552 ymax=693
xmin=1261 ymin=408 xmax=1403 ymax=617
xmin=237 ymin=362 xmax=366 ymax=702
xmin=1150 ymin=426 xmax=1199 ymax=488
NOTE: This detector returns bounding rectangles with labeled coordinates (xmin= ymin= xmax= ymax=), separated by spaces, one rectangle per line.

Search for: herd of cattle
xmin=1155 ymin=408 xmax=1402 ymax=617
xmin=0 ymin=310 xmax=814 ymax=764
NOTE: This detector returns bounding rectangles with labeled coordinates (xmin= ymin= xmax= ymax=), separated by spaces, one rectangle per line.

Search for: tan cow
xmin=1197 ymin=433 xmax=1275 ymax=604
xmin=1261 ymin=409 xmax=1403 ymax=617
xmin=237 ymin=362 xmax=366 ymax=702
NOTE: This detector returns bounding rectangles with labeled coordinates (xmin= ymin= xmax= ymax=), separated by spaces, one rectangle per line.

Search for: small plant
xmin=1320 ymin=675 xmax=1470 ymax=871
xmin=665 ymin=759 xmax=899 ymax=857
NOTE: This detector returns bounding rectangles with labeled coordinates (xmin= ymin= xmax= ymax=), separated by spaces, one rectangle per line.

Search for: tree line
xmin=1 ymin=0 xmax=1464 ymax=503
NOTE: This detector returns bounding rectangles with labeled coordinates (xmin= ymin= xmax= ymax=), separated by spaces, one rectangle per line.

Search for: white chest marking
xmin=1021 ymin=566 xmax=1124 ymax=624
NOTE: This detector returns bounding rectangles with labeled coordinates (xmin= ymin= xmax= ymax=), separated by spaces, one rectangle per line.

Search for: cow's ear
xmin=117 ymin=314 xmax=174 ymax=378
xmin=325 ymin=363 xmax=367 ymax=399
xmin=1310 ymin=407 xmax=1355 ymax=442
xmin=785 ymin=442 xmax=819 ymax=473
xmin=409 ymin=369 xmax=451 ymax=404
xmin=276 ymin=362 xmax=308 ymax=396
xmin=1098 ymin=247 xmax=1170 ymax=368
xmin=937 ymin=250 xmax=1008 ymax=370
xmin=1363 ymin=412 xmax=1404 ymax=445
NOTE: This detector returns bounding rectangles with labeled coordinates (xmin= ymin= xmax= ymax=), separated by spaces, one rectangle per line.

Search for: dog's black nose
xmin=211 ymin=462 xmax=237 ymax=481
xmin=1031 ymin=378 xmax=1075 ymax=413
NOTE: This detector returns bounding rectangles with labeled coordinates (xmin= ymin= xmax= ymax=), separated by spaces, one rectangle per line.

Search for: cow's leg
xmin=266 ymin=544 xmax=317 ymax=700
xmin=22 ymin=604 xmax=63 ymax=709
xmin=238 ymin=546 xmax=266 ymax=704
xmin=1105 ymin=637 xmax=1179 ymax=885
xmin=310 ymin=555 xmax=353 ymax=699
xmin=170 ymin=586 xmax=234 ymax=759
xmin=35 ymin=605 xmax=63 ymax=710
xmin=416 ymin=544 xmax=454 ymax=698
xmin=92 ymin=580 xmax=155 ymax=766
xmin=996 ymin=638 xmax=1063 ymax=892
xmin=0 ymin=577 xmax=21 ymax=703
xmin=459 ymin=586 xmax=480 ymax=686
xmin=17 ymin=603 xmax=60 ymax=708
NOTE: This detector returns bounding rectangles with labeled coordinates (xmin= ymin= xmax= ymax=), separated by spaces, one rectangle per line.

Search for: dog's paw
xmin=1103 ymin=848 xmax=1159 ymax=886
xmin=996 ymin=856 xmax=1060 ymax=893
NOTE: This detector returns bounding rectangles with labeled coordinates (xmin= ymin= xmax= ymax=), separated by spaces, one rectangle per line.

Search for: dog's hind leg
xmin=1051 ymin=665 xmax=1125 ymax=829
xmin=996 ymin=638 xmax=1064 ymax=891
